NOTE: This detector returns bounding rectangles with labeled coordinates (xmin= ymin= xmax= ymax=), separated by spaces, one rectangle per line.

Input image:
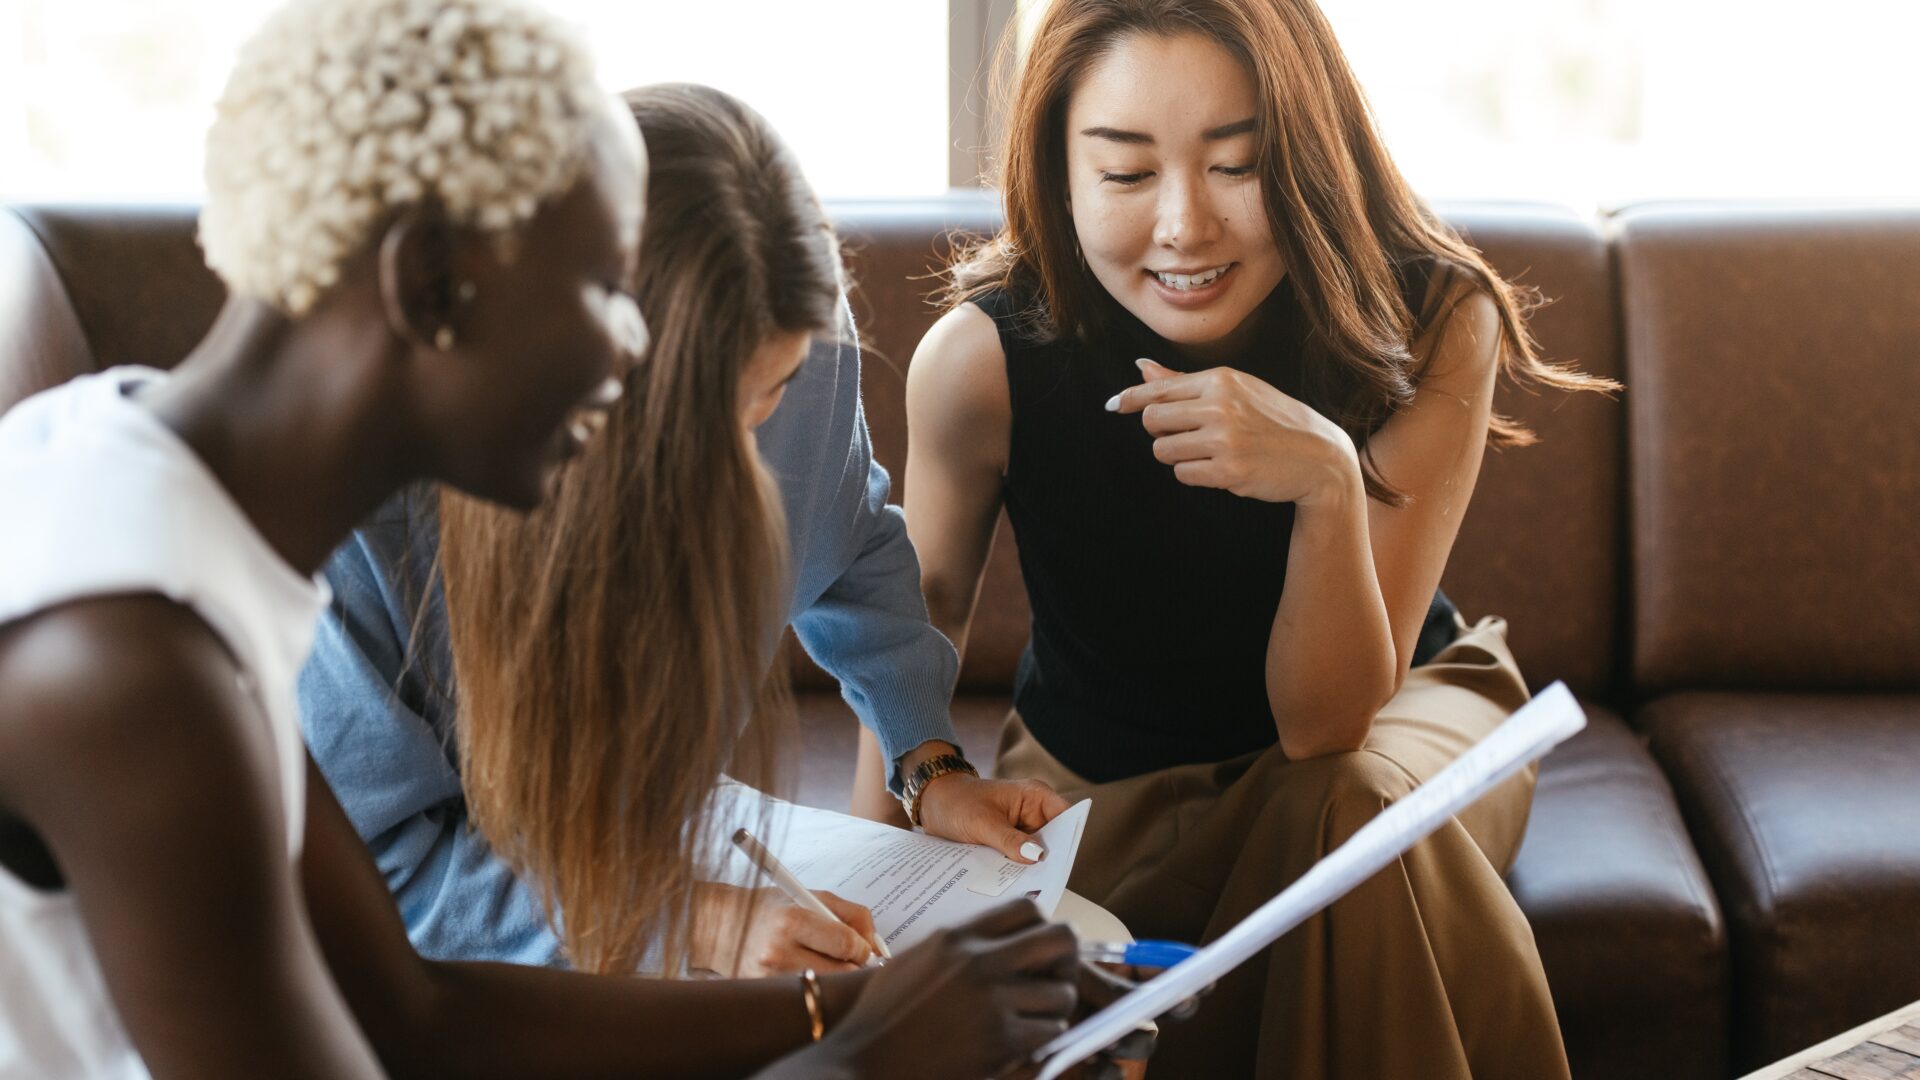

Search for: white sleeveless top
xmin=0 ymin=367 xmax=328 ymax=1078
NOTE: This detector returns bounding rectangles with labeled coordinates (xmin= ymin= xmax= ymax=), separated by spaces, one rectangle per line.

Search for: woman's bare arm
xmin=301 ymin=754 xmax=843 ymax=1078
xmin=1265 ymin=283 xmax=1503 ymax=753
xmin=0 ymin=596 xmax=386 ymax=1079
xmin=1359 ymin=287 xmax=1503 ymax=678
xmin=901 ymin=303 xmax=1013 ymax=655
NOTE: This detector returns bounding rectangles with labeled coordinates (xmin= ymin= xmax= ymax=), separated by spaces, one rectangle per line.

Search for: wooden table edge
xmin=1737 ymin=1000 xmax=1920 ymax=1080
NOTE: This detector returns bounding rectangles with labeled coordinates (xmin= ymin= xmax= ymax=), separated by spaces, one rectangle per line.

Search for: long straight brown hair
xmin=949 ymin=0 xmax=1616 ymax=502
xmin=438 ymin=83 xmax=844 ymax=975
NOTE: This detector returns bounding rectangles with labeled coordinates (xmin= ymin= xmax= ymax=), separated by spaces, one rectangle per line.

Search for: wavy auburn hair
xmin=949 ymin=0 xmax=1615 ymax=502
xmin=438 ymin=83 xmax=843 ymax=974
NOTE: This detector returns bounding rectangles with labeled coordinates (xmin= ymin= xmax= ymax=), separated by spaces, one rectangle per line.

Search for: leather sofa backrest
xmin=0 ymin=196 xmax=1624 ymax=698
xmin=832 ymin=195 xmax=1626 ymax=697
xmin=0 ymin=208 xmax=97 ymax=412
xmin=1438 ymin=204 xmax=1624 ymax=697
xmin=0 ymin=205 xmax=219 ymax=413
xmin=46 ymin=199 xmax=1920 ymax=704
xmin=832 ymin=194 xmax=1026 ymax=691
xmin=1619 ymin=204 xmax=1920 ymax=693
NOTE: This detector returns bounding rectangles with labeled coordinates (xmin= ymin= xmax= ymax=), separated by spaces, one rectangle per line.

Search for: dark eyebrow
xmin=1077 ymin=118 xmax=1257 ymax=145
xmin=1079 ymin=126 xmax=1153 ymax=145
xmin=1204 ymin=118 xmax=1257 ymax=140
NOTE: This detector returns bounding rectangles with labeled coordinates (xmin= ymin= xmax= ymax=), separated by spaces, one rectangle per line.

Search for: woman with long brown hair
xmin=436 ymin=81 xmax=834 ymax=977
xmin=851 ymin=0 xmax=1617 ymax=1075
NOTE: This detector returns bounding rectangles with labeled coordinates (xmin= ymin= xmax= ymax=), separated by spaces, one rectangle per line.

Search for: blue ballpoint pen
xmin=1079 ymin=939 xmax=1199 ymax=969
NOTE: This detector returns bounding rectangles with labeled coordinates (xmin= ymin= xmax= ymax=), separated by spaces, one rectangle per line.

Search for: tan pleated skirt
xmin=997 ymin=616 xmax=1570 ymax=1080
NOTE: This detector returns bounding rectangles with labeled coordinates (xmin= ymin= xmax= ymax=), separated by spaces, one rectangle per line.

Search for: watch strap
xmin=899 ymin=752 xmax=979 ymax=828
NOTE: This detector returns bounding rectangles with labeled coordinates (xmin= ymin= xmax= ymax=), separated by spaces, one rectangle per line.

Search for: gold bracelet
xmin=798 ymin=967 xmax=826 ymax=1043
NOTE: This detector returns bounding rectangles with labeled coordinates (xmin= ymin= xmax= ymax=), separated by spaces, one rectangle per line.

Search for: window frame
xmin=948 ymin=0 xmax=1018 ymax=188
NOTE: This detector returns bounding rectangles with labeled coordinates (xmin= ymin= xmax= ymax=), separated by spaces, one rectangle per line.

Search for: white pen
xmin=731 ymin=827 xmax=891 ymax=965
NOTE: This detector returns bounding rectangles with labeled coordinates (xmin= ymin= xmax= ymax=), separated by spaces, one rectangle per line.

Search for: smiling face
xmin=427 ymin=98 xmax=650 ymax=510
xmin=1064 ymin=31 xmax=1285 ymax=361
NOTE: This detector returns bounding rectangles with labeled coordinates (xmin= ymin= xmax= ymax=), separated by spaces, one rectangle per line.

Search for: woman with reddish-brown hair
xmin=850 ymin=0 xmax=1615 ymax=1075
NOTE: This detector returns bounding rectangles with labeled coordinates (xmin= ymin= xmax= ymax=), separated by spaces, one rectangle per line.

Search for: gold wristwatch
xmin=899 ymin=752 xmax=978 ymax=828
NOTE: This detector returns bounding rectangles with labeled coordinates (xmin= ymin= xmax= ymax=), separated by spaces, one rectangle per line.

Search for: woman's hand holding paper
xmin=917 ymin=767 xmax=1071 ymax=864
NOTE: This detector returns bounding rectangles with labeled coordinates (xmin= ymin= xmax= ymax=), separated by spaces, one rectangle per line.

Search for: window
xmin=3 ymin=0 xmax=1914 ymax=205
xmin=0 ymin=0 xmax=952 ymax=199
xmin=1314 ymin=0 xmax=1920 ymax=208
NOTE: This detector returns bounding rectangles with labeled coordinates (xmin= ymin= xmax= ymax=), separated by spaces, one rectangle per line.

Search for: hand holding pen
xmin=731 ymin=828 xmax=890 ymax=968
xmin=1048 ymin=942 xmax=1206 ymax=1080
xmin=1080 ymin=939 xmax=1197 ymax=969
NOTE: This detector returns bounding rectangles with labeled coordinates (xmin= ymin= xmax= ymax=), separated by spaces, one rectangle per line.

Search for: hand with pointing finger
xmin=1106 ymin=358 xmax=1360 ymax=507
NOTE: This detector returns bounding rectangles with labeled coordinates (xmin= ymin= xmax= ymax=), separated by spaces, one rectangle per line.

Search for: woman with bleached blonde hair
xmin=0 ymin=2 xmax=1106 ymax=1077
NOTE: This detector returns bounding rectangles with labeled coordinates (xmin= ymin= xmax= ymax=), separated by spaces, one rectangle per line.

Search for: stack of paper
xmin=708 ymin=783 xmax=1092 ymax=954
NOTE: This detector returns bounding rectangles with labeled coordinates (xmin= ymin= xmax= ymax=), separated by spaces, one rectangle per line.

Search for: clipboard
xmin=1034 ymin=682 xmax=1588 ymax=1080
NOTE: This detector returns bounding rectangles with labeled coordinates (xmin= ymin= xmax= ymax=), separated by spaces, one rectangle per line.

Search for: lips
xmin=1144 ymin=262 xmax=1237 ymax=308
xmin=1150 ymin=264 xmax=1233 ymax=290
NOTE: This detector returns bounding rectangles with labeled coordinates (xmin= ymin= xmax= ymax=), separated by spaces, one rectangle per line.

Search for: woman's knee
xmin=1245 ymin=747 xmax=1418 ymax=844
xmin=1320 ymin=751 xmax=1419 ymax=838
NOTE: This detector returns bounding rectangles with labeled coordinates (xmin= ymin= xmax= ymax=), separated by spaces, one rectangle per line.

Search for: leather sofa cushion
xmin=1619 ymin=204 xmax=1920 ymax=692
xmin=1508 ymin=703 xmax=1727 ymax=1080
xmin=1643 ymin=692 xmax=1920 ymax=1071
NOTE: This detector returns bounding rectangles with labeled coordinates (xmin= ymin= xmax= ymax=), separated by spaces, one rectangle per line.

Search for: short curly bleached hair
xmin=201 ymin=0 xmax=607 ymax=314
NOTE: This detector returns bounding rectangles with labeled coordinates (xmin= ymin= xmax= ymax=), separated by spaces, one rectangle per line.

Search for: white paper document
xmin=1032 ymin=681 xmax=1588 ymax=1080
xmin=708 ymin=784 xmax=1093 ymax=953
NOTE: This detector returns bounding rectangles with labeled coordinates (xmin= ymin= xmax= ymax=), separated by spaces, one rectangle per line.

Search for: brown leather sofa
xmin=3 ymin=197 xmax=1915 ymax=1079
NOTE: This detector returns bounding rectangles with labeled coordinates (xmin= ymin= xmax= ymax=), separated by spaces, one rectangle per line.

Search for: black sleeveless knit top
xmin=981 ymin=272 xmax=1459 ymax=783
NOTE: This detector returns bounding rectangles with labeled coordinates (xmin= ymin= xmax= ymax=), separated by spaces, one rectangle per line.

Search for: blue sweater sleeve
xmin=785 ymin=386 xmax=962 ymax=790
xmin=297 ymin=513 xmax=566 ymax=968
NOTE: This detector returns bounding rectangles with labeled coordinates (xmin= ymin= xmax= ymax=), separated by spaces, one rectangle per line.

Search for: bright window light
xmin=1314 ymin=0 xmax=1920 ymax=208
xmin=0 ymin=0 xmax=950 ymax=199
xmin=2 ymin=0 xmax=1915 ymax=206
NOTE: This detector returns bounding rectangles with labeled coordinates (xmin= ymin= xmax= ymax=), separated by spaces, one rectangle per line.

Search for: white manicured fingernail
xmin=1020 ymin=841 xmax=1046 ymax=862
xmin=1136 ymin=357 xmax=1153 ymax=370
xmin=1103 ymin=394 xmax=1121 ymax=412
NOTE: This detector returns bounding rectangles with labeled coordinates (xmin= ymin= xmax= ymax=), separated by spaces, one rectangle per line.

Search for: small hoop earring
xmin=434 ymin=325 xmax=455 ymax=351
